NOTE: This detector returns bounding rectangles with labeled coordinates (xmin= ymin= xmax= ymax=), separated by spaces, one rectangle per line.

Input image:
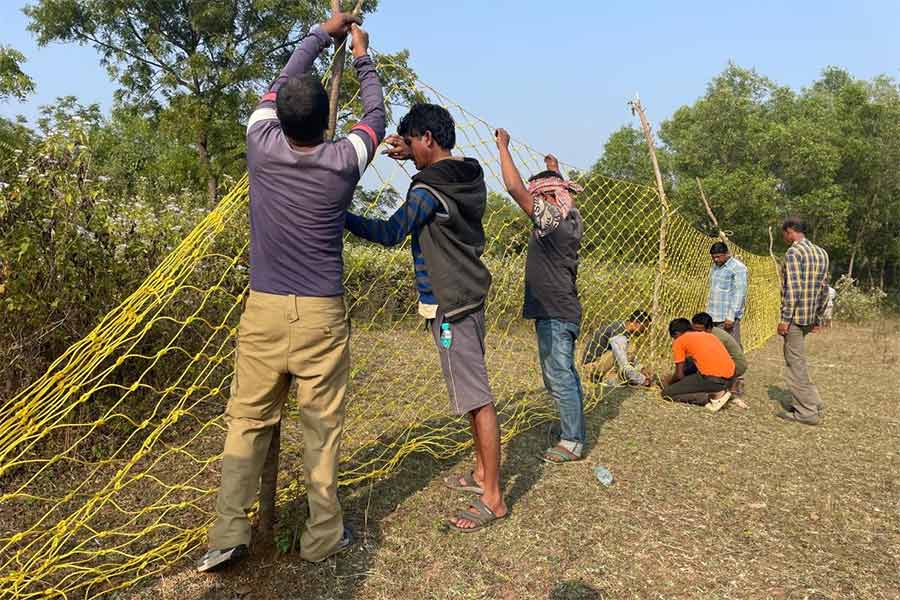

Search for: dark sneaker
xmin=776 ymin=410 xmax=820 ymax=426
xmin=304 ymin=527 xmax=353 ymax=563
xmin=196 ymin=544 xmax=249 ymax=573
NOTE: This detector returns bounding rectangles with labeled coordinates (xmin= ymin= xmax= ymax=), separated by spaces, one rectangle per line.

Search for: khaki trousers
xmin=208 ymin=290 xmax=350 ymax=562
xmin=783 ymin=323 xmax=824 ymax=419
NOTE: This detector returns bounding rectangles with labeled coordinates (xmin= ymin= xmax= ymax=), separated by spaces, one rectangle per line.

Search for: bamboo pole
xmin=768 ymin=225 xmax=781 ymax=278
xmin=324 ymin=0 xmax=366 ymax=141
xmin=696 ymin=177 xmax=727 ymax=242
xmin=257 ymin=421 xmax=281 ymax=544
xmin=629 ymin=95 xmax=670 ymax=336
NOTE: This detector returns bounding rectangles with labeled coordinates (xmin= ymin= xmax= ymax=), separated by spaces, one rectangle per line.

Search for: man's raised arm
xmin=494 ymin=128 xmax=534 ymax=216
xmin=345 ymin=23 xmax=386 ymax=170
xmin=251 ymin=13 xmax=358 ymax=116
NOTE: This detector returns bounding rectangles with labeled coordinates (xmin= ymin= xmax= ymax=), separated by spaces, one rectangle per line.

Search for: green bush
xmin=0 ymin=121 xmax=205 ymax=392
xmin=834 ymin=274 xmax=886 ymax=322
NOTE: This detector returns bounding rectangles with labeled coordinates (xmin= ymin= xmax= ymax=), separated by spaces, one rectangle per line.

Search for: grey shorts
xmin=430 ymin=308 xmax=495 ymax=416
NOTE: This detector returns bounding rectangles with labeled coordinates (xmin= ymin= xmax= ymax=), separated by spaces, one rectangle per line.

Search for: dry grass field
xmin=132 ymin=320 xmax=900 ymax=600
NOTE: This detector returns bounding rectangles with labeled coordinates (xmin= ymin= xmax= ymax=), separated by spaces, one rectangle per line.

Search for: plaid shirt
xmin=781 ymin=238 xmax=830 ymax=326
xmin=706 ymin=256 xmax=748 ymax=322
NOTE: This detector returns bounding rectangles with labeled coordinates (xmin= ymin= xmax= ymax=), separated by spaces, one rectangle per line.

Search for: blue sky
xmin=2 ymin=0 xmax=898 ymax=169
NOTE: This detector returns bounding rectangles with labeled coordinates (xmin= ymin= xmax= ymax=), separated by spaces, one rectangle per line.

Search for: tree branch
xmin=74 ymin=26 xmax=194 ymax=94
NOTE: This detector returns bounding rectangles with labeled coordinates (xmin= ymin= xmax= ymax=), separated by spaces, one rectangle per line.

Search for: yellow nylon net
xmin=0 ymin=62 xmax=780 ymax=598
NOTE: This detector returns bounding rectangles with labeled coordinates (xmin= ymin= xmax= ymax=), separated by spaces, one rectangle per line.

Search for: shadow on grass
xmin=767 ymin=384 xmax=793 ymax=412
xmin=549 ymin=579 xmax=607 ymax=599
xmin=504 ymin=384 xmax=636 ymax=509
xmin=216 ymin=388 xmax=554 ymax=599
xmin=589 ymin=384 xmax=635 ymax=434
xmin=201 ymin=384 xmax=632 ymax=599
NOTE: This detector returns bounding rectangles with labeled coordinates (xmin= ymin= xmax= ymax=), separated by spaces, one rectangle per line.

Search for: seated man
xmin=581 ymin=310 xmax=652 ymax=386
xmin=661 ymin=318 xmax=735 ymax=412
xmin=691 ymin=312 xmax=749 ymax=409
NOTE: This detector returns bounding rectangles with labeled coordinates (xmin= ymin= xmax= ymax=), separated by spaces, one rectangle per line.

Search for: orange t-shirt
xmin=671 ymin=331 xmax=735 ymax=378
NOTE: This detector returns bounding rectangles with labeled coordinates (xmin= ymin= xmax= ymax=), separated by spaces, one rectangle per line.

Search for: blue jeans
xmin=535 ymin=319 xmax=586 ymax=445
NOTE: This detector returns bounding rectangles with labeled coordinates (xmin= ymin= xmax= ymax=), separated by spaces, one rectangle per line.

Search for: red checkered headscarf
xmin=526 ymin=176 xmax=583 ymax=220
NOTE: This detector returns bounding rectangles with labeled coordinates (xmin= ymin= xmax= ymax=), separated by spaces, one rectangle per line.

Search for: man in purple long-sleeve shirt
xmin=198 ymin=12 xmax=385 ymax=572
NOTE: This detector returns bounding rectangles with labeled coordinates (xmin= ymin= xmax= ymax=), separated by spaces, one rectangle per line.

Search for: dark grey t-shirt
xmin=523 ymin=202 xmax=583 ymax=324
xmin=582 ymin=321 xmax=626 ymax=365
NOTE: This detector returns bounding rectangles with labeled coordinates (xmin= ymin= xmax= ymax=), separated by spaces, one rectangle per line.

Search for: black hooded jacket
xmin=410 ymin=157 xmax=492 ymax=321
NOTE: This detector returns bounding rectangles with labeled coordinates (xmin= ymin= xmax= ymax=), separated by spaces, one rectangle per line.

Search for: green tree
xmin=483 ymin=192 xmax=529 ymax=256
xmin=351 ymin=184 xmax=401 ymax=217
xmin=0 ymin=45 xmax=35 ymax=102
xmin=0 ymin=96 xmax=218 ymax=389
xmin=590 ymin=62 xmax=900 ymax=290
xmin=0 ymin=45 xmax=37 ymax=178
xmin=25 ymin=0 xmax=418 ymax=203
xmin=591 ymin=124 xmax=668 ymax=189
xmin=657 ymin=64 xmax=785 ymax=250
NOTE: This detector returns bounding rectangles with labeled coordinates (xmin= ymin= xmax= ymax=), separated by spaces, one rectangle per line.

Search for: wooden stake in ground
xmin=257 ymin=421 xmax=281 ymax=544
xmin=629 ymin=94 xmax=670 ymax=338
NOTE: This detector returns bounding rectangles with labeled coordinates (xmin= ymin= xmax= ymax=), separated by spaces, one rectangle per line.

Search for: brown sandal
xmin=449 ymin=498 xmax=508 ymax=533
xmin=443 ymin=470 xmax=484 ymax=494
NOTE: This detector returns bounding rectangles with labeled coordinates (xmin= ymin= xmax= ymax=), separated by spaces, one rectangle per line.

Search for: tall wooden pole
xmin=324 ymin=0 xmax=366 ymax=141
xmin=768 ymin=225 xmax=781 ymax=278
xmin=629 ymin=95 xmax=670 ymax=333
xmin=257 ymin=421 xmax=281 ymax=544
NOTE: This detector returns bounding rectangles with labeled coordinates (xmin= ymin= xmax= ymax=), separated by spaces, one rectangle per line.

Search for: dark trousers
xmin=663 ymin=373 xmax=729 ymax=404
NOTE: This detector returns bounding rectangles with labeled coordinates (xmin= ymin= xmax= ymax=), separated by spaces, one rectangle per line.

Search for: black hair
xmin=709 ymin=241 xmax=729 ymax=255
xmin=527 ymin=169 xmax=563 ymax=183
xmin=397 ymin=103 xmax=456 ymax=150
xmin=628 ymin=310 xmax=652 ymax=324
xmin=691 ymin=312 xmax=714 ymax=330
xmin=668 ymin=318 xmax=692 ymax=337
xmin=276 ymin=74 xmax=329 ymax=143
xmin=781 ymin=217 xmax=807 ymax=234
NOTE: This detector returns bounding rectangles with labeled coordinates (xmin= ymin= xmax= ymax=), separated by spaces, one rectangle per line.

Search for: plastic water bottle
xmin=593 ymin=465 xmax=613 ymax=486
xmin=440 ymin=322 xmax=452 ymax=349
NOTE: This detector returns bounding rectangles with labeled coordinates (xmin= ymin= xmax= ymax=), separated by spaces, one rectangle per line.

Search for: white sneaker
xmin=706 ymin=391 xmax=732 ymax=412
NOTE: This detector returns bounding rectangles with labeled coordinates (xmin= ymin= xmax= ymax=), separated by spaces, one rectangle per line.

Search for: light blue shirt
xmin=707 ymin=256 xmax=748 ymax=322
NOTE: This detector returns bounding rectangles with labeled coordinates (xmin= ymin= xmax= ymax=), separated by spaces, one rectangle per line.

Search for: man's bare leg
xmin=451 ymin=404 xmax=507 ymax=528
xmin=454 ymin=412 xmax=486 ymax=489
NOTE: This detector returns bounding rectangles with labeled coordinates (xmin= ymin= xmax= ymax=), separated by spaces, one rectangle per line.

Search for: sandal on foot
xmin=540 ymin=444 xmax=582 ymax=464
xmin=443 ymin=470 xmax=484 ymax=494
xmin=449 ymin=498 xmax=507 ymax=533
